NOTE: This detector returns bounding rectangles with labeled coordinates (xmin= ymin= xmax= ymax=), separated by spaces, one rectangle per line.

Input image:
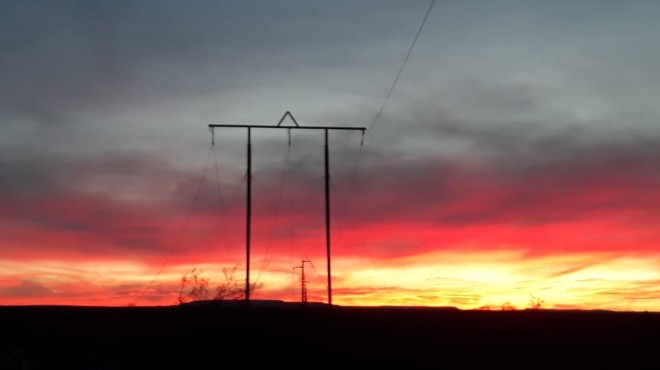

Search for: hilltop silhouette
xmin=1 ymin=301 xmax=658 ymax=369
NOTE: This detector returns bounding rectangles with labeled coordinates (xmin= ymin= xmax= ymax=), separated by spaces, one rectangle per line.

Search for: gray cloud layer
xmin=2 ymin=0 xmax=660 ymax=262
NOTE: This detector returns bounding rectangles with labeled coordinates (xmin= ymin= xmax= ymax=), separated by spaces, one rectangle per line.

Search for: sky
xmin=1 ymin=0 xmax=659 ymax=311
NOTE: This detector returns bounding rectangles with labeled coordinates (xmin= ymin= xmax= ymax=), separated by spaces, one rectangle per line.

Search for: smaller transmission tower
xmin=293 ymin=260 xmax=312 ymax=304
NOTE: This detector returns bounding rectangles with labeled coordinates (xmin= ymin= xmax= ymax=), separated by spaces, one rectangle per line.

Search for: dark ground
xmin=1 ymin=300 xmax=658 ymax=370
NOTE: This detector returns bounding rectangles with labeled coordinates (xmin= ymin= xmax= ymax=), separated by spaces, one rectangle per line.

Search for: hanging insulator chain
xmin=360 ymin=130 xmax=365 ymax=146
xmin=288 ymin=128 xmax=291 ymax=146
xmin=210 ymin=127 xmax=215 ymax=146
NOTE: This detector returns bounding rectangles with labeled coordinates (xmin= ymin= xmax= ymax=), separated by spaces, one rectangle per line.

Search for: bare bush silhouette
xmin=177 ymin=268 xmax=210 ymax=303
xmin=528 ymin=294 xmax=544 ymax=309
xmin=500 ymin=301 xmax=516 ymax=311
xmin=177 ymin=265 xmax=263 ymax=304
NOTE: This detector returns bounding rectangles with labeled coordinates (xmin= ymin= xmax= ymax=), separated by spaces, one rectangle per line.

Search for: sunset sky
xmin=1 ymin=0 xmax=659 ymax=311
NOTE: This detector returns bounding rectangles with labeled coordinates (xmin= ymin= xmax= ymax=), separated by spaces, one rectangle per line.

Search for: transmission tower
xmin=293 ymin=260 xmax=312 ymax=304
xmin=208 ymin=111 xmax=365 ymax=306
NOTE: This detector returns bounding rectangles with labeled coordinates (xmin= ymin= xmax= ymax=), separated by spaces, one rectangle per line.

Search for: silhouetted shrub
xmin=177 ymin=265 xmax=263 ymax=304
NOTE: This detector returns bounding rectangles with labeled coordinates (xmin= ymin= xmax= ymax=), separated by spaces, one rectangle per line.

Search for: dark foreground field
xmin=1 ymin=301 xmax=658 ymax=370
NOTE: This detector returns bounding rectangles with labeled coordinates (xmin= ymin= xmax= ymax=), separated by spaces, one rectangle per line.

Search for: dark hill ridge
xmin=1 ymin=301 xmax=658 ymax=370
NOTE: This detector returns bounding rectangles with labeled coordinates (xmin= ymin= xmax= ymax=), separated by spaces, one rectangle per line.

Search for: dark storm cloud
xmin=0 ymin=0 xmax=419 ymax=125
xmin=329 ymin=136 xmax=660 ymax=229
xmin=0 ymin=151 xmax=205 ymax=257
xmin=2 ymin=0 xmax=659 ymax=261
xmin=0 ymin=150 xmax=184 ymax=197
xmin=0 ymin=157 xmax=64 ymax=196
xmin=367 ymin=75 xmax=660 ymax=170
xmin=197 ymin=99 xmax=660 ymax=233
xmin=3 ymin=120 xmax=660 ymax=261
xmin=425 ymin=113 xmax=660 ymax=169
xmin=0 ymin=279 xmax=53 ymax=298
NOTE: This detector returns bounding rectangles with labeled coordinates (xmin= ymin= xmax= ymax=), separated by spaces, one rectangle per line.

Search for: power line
xmin=331 ymin=1 xmax=436 ymax=303
xmin=210 ymin=141 xmax=250 ymax=265
xmin=365 ymin=0 xmax=436 ymax=139
xmin=254 ymin=140 xmax=292 ymax=287
xmin=343 ymin=0 xmax=436 ymax=200
xmin=186 ymin=143 xmax=245 ymax=273
xmin=212 ymin=144 xmax=224 ymax=209
xmin=304 ymin=255 xmax=328 ymax=291
xmin=212 ymin=172 xmax=247 ymax=265
xmin=129 ymin=145 xmax=214 ymax=306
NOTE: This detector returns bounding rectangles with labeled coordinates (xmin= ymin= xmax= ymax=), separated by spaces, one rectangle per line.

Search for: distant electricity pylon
xmin=208 ymin=111 xmax=366 ymax=306
xmin=293 ymin=260 xmax=312 ymax=304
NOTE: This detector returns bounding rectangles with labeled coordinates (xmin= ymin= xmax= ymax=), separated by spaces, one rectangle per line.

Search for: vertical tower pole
xmin=324 ymin=129 xmax=332 ymax=306
xmin=246 ymin=127 xmax=252 ymax=304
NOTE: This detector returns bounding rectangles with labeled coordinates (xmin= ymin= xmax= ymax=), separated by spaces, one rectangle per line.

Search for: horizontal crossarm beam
xmin=209 ymin=124 xmax=365 ymax=131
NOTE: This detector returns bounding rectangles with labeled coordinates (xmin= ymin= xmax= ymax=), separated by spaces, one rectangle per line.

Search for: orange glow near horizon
xmin=2 ymin=149 xmax=660 ymax=311
xmin=1 ymin=245 xmax=658 ymax=311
